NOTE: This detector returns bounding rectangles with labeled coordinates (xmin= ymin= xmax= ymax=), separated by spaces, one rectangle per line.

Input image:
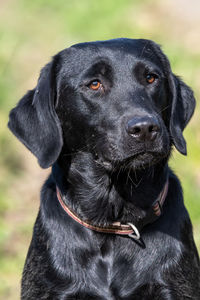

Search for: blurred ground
xmin=0 ymin=0 xmax=199 ymax=298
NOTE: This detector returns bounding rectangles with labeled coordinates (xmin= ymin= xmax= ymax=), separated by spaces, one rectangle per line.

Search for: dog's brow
xmin=83 ymin=59 xmax=112 ymax=77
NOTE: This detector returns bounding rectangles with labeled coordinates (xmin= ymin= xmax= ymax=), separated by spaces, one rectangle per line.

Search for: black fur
xmin=8 ymin=38 xmax=199 ymax=299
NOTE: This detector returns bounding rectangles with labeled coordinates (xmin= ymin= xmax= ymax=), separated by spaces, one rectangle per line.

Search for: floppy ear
xmin=8 ymin=61 xmax=63 ymax=168
xmin=169 ymin=74 xmax=196 ymax=155
xmin=147 ymin=41 xmax=196 ymax=155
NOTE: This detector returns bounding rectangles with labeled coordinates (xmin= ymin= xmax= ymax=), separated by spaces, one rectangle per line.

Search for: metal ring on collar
xmin=127 ymin=223 xmax=141 ymax=240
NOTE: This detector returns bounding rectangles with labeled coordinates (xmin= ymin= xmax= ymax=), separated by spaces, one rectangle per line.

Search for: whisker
xmin=158 ymin=104 xmax=171 ymax=115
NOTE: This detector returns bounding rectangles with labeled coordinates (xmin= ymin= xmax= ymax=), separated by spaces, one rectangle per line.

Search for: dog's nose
xmin=126 ymin=116 xmax=160 ymax=142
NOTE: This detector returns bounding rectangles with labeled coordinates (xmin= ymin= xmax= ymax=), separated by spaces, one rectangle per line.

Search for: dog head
xmin=8 ymin=39 xmax=195 ymax=169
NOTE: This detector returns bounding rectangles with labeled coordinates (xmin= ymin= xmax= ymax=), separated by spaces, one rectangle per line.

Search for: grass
xmin=0 ymin=0 xmax=199 ymax=298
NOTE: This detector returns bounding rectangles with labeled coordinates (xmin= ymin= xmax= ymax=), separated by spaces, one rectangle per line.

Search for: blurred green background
xmin=0 ymin=0 xmax=199 ymax=298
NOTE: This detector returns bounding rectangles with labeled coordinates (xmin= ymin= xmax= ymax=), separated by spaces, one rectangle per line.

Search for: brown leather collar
xmin=56 ymin=180 xmax=169 ymax=240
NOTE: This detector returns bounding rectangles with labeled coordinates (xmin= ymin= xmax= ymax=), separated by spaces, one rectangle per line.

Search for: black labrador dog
xmin=8 ymin=38 xmax=200 ymax=299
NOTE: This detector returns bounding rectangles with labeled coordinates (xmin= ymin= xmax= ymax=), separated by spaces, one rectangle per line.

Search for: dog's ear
xmin=148 ymin=41 xmax=196 ymax=156
xmin=8 ymin=61 xmax=63 ymax=168
xmin=169 ymin=74 xmax=196 ymax=155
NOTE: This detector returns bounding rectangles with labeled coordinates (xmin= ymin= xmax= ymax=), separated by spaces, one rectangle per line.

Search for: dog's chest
xmin=73 ymin=236 xmax=165 ymax=299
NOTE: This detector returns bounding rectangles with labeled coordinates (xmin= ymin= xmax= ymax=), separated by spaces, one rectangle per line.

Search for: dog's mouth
xmin=95 ymin=150 xmax=167 ymax=171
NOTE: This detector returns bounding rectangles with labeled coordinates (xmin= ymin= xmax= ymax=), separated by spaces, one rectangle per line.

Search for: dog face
xmin=8 ymin=39 xmax=195 ymax=169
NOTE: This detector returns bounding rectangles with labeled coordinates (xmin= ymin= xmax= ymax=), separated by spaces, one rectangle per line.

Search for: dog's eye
xmin=146 ymin=74 xmax=157 ymax=84
xmin=89 ymin=80 xmax=102 ymax=91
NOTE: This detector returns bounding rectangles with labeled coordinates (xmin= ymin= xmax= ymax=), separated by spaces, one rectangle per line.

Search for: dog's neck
xmin=53 ymin=152 xmax=169 ymax=227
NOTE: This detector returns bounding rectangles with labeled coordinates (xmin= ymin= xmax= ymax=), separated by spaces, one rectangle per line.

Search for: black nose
xmin=126 ymin=116 xmax=160 ymax=142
